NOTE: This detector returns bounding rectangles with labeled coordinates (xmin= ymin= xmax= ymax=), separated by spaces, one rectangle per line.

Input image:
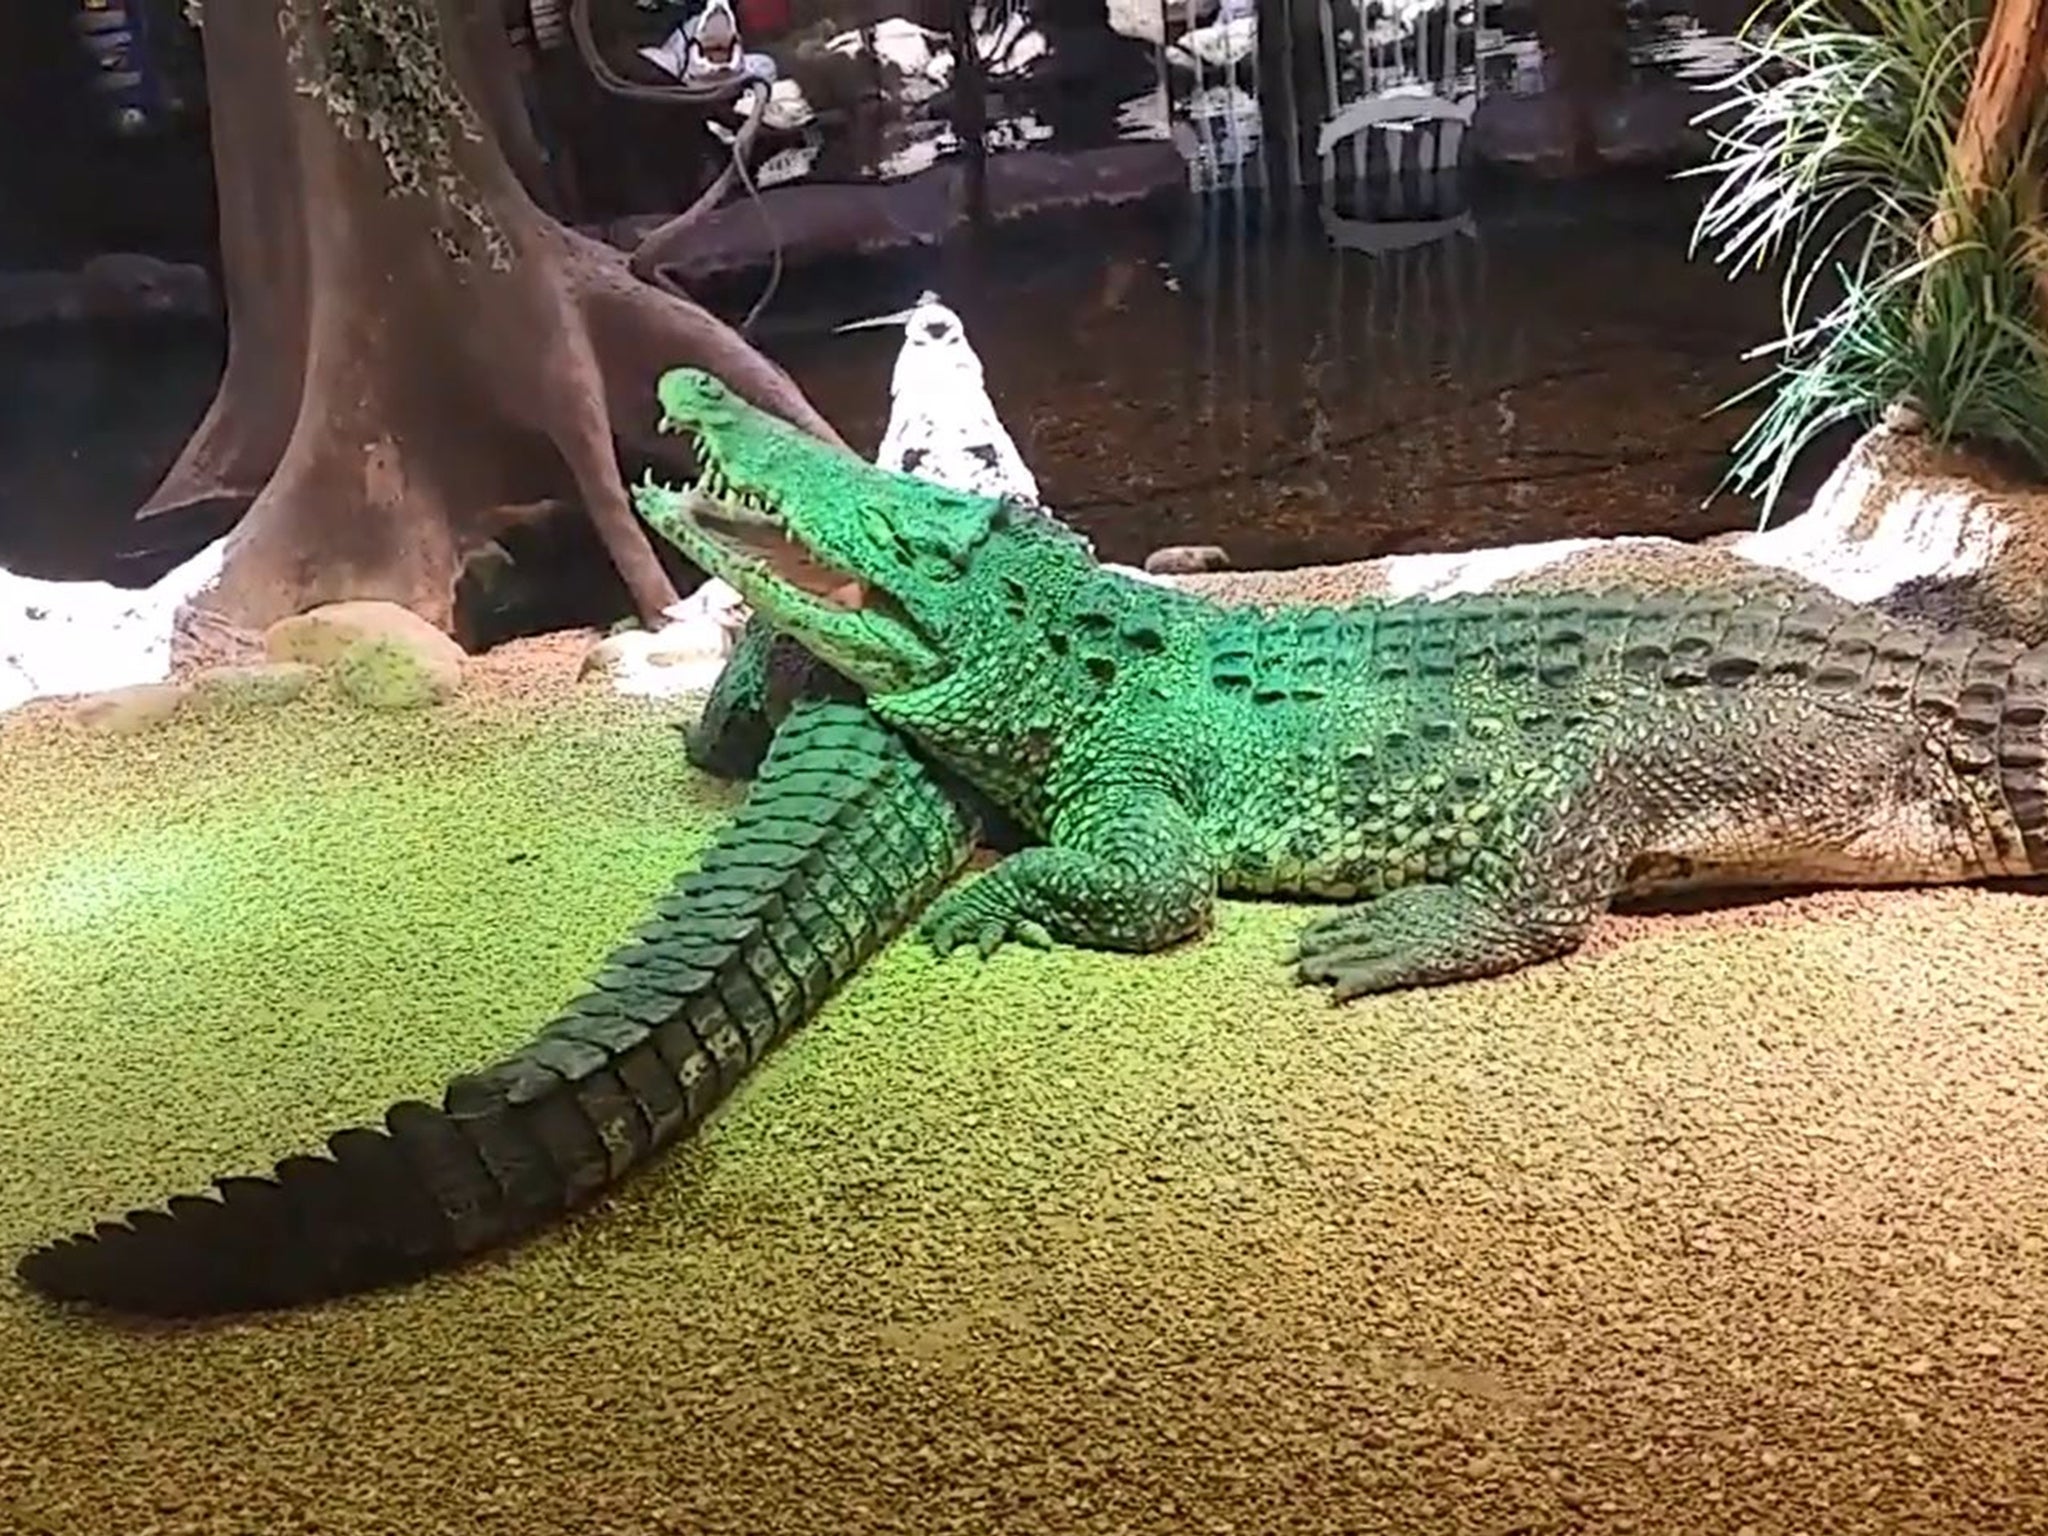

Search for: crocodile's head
xmin=637 ymin=367 xmax=1089 ymax=699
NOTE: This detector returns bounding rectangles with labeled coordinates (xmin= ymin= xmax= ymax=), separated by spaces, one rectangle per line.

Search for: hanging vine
xmin=281 ymin=0 xmax=513 ymax=267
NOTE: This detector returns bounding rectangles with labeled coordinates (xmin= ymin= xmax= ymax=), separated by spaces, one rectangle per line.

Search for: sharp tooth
xmin=827 ymin=579 xmax=866 ymax=610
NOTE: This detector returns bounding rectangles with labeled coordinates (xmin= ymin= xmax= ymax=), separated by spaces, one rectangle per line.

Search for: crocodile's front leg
xmin=922 ymin=786 xmax=1217 ymax=956
xmin=684 ymin=617 xmax=859 ymax=780
xmin=1295 ymin=742 xmax=1640 ymax=1001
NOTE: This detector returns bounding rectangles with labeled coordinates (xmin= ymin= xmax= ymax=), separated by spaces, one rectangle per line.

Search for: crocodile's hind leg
xmin=1295 ymin=744 xmax=1640 ymax=1001
xmin=1294 ymin=881 xmax=1605 ymax=1000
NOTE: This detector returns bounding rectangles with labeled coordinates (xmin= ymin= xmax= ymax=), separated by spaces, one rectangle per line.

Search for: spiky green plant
xmin=1689 ymin=0 xmax=2048 ymax=522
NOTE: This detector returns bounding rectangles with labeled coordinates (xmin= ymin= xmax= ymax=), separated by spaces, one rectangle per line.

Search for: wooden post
xmin=947 ymin=0 xmax=988 ymax=231
xmin=1930 ymin=0 xmax=2048 ymax=247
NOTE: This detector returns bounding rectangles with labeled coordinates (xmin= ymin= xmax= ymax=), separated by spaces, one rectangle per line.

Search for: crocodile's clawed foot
xmin=921 ymin=883 xmax=1056 ymax=960
xmin=1293 ymin=883 xmax=1561 ymax=1001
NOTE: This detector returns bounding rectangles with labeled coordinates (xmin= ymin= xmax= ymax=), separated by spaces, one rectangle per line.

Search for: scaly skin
xmin=683 ymin=616 xmax=845 ymax=779
xmin=15 ymin=701 xmax=976 ymax=1317
xmin=637 ymin=367 xmax=2048 ymax=1002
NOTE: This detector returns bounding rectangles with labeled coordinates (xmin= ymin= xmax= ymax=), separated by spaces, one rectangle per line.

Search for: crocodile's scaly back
xmin=16 ymin=702 xmax=976 ymax=1317
xmin=1182 ymin=587 xmax=2048 ymax=896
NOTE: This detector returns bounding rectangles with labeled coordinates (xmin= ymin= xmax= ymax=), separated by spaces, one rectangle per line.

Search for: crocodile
xmin=21 ymin=345 xmax=1975 ymax=1317
xmin=635 ymin=367 xmax=2048 ymax=1000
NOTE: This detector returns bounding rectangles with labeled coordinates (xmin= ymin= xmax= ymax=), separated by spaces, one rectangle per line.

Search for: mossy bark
xmin=146 ymin=0 xmax=846 ymax=638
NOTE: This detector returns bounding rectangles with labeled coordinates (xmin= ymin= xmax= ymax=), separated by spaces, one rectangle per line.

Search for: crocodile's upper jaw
xmin=640 ymin=364 xmax=1022 ymax=696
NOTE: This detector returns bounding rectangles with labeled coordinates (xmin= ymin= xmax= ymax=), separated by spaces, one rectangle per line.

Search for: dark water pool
xmin=775 ymin=173 xmax=1793 ymax=571
xmin=0 ymin=171 xmax=1804 ymax=630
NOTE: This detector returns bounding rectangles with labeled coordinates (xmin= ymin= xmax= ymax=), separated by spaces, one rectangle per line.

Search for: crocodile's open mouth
xmin=681 ymin=473 xmax=873 ymax=612
xmin=674 ymin=473 xmax=936 ymax=663
xmin=642 ymin=405 xmax=948 ymax=690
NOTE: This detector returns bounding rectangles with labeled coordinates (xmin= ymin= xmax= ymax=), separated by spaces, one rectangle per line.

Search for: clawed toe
xmin=920 ymin=889 xmax=1058 ymax=961
xmin=1288 ymin=883 xmax=1562 ymax=1000
xmin=1293 ymin=912 xmax=1400 ymax=967
xmin=1293 ymin=952 xmax=1411 ymax=1001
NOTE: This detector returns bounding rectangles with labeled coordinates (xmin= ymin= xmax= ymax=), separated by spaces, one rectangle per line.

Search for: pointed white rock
xmin=874 ymin=292 xmax=1042 ymax=504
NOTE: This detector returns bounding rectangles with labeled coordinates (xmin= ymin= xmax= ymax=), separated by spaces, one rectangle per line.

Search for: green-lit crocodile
xmin=637 ymin=368 xmax=2048 ymax=1000
xmin=25 ymin=361 xmax=2010 ymax=1319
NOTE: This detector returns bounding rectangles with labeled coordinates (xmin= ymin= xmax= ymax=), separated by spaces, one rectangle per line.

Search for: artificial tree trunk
xmin=1927 ymin=0 xmax=2048 ymax=340
xmin=1939 ymin=0 xmax=2048 ymax=230
xmin=147 ymin=0 xmax=845 ymax=638
xmin=1533 ymin=0 xmax=1629 ymax=174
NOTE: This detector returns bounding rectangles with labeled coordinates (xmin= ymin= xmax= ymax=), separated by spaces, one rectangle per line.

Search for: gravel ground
xmin=5 ymin=673 xmax=2048 ymax=1536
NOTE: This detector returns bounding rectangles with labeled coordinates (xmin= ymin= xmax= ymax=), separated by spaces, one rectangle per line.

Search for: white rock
xmin=875 ymin=292 xmax=1041 ymax=503
xmin=826 ymin=18 xmax=944 ymax=75
xmin=976 ymin=10 xmax=1048 ymax=76
xmin=0 ymin=532 xmax=228 ymax=719
xmin=1108 ymin=0 xmax=1219 ymax=47
xmin=1733 ymin=429 xmax=2007 ymax=604
xmin=733 ymin=78 xmax=816 ymax=131
xmin=582 ymin=578 xmax=751 ymax=699
xmin=1170 ymin=14 xmax=1257 ymax=70
xmin=821 ymin=12 xmax=1043 ymax=86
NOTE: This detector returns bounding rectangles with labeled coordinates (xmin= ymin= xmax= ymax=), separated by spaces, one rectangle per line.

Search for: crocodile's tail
xmin=15 ymin=702 xmax=975 ymax=1318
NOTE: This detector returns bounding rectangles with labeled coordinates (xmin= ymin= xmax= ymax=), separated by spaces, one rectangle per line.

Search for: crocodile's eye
xmin=863 ymin=508 xmax=926 ymax=569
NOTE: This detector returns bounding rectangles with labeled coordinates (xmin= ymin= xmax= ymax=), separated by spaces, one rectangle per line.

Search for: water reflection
xmin=755 ymin=174 xmax=1783 ymax=571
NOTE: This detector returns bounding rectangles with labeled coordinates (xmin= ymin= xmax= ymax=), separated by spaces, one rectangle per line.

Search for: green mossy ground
xmin=5 ymin=690 xmax=2048 ymax=1535
xmin=0 ymin=692 xmax=738 ymax=1242
xmin=0 ymin=688 xmax=1315 ymax=1262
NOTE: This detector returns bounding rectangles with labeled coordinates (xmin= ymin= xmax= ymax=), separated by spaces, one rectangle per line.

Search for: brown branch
xmin=566 ymin=224 xmax=847 ymax=451
xmin=544 ymin=330 xmax=685 ymax=620
xmin=1926 ymin=0 xmax=2048 ymax=358
xmin=627 ymin=83 xmax=770 ymax=298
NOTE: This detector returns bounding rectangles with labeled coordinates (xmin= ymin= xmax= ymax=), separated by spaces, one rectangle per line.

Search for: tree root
xmin=627 ymin=87 xmax=769 ymax=304
xmin=153 ymin=0 xmax=847 ymax=652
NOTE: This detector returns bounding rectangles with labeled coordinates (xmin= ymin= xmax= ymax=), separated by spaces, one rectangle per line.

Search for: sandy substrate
xmin=5 ymin=678 xmax=2048 ymax=1536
